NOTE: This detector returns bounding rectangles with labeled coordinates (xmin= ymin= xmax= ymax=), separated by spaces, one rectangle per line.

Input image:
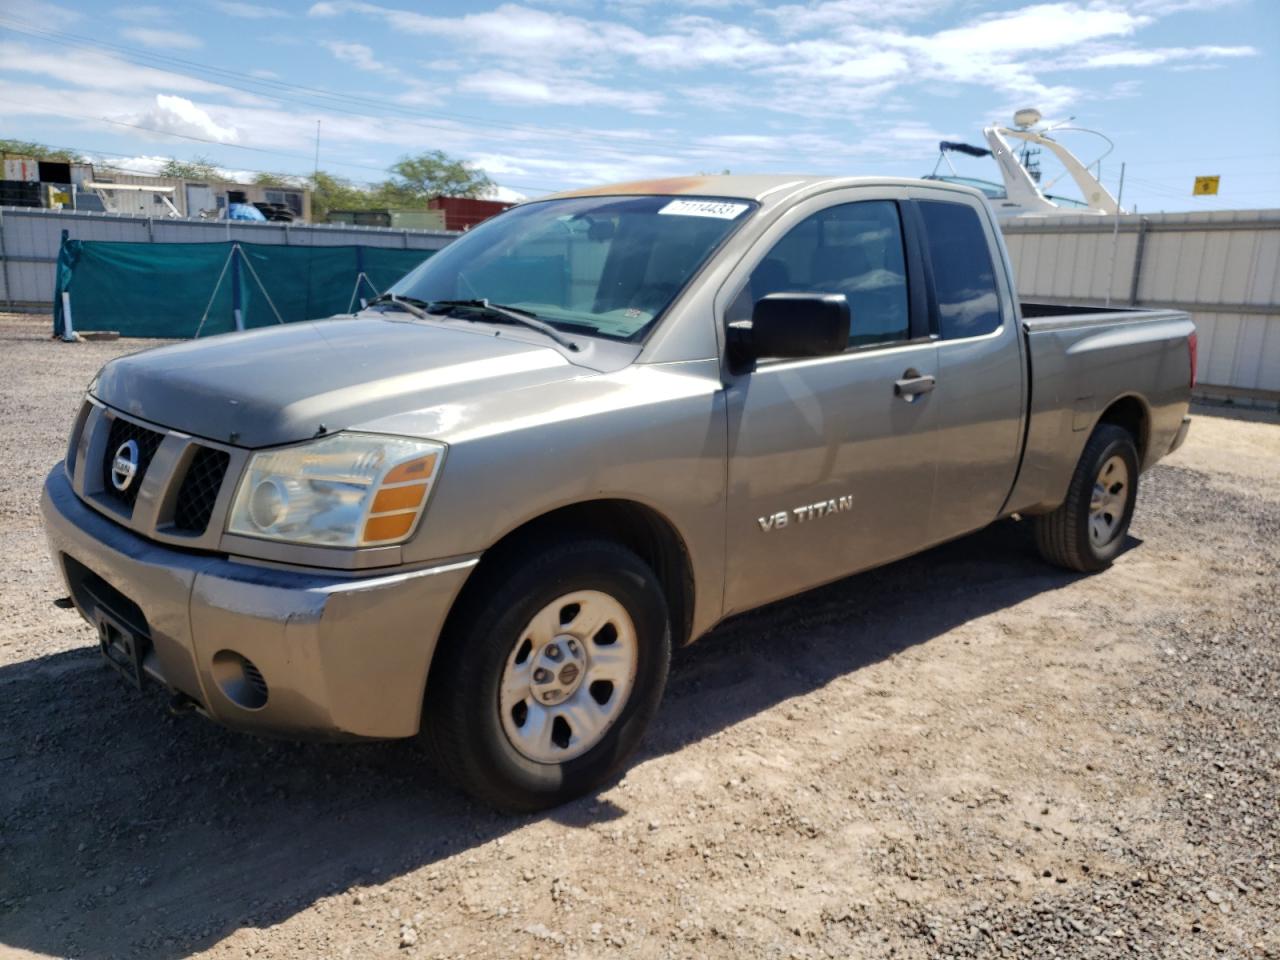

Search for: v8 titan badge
xmin=758 ymin=494 xmax=853 ymax=532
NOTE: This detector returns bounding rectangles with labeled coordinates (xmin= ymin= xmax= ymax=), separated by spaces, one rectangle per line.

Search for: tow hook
xmin=167 ymin=692 xmax=198 ymax=717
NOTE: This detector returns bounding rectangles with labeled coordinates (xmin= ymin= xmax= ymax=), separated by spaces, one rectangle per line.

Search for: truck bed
xmin=1006 ymin=301 xmax=1195 ymax=516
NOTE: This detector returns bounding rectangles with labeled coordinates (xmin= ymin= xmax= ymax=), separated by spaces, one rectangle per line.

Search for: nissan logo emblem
xmin=110 ymin=439 xmax=140 ymax=492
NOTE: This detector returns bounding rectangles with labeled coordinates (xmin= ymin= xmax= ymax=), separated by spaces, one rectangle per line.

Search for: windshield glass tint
xmin=389 ymin=195 xmax=755 ymax=340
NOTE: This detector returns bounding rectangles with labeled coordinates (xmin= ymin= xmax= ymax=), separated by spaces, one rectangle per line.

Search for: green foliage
xmin=308 ymin=170 xmax=379 ymax=220
xmin=310 ymin=149 xmax=493 ymax=220
xmin=158 ymin=156 xmax=224 ymax=180
xmin=0 ymin=139 xmax=83 ymax=162
xmin=253 ymin=172 xmax=291 ymax=187
xmin=384 ymin=150 xmax=495 ymax=200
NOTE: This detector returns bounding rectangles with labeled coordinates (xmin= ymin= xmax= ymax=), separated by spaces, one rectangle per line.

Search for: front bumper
xmin=41 ymin=465 xmax=477 ymax=739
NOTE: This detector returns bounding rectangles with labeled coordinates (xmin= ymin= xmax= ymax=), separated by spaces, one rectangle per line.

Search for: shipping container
xmin=426 ymin=196 xmax=514 ymax=230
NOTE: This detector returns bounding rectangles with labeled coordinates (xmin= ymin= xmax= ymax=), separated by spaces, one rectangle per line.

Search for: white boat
xmin=924 ymin=109 xmax=1123 ymax=219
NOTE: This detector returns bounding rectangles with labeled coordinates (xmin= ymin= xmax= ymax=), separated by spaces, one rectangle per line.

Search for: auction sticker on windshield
xmin=658 ymin=199 xmax=751 ymax=219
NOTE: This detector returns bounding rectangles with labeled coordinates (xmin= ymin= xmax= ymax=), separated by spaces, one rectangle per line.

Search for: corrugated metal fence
xmin=1001 ymin=209 xmax=1280 ymax=403
xmin=0 ymin=206 xmax=457 ymax=311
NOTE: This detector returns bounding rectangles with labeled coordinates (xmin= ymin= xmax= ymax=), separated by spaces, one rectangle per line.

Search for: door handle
xmin=894 ymin=370 xmax=936 ymax=400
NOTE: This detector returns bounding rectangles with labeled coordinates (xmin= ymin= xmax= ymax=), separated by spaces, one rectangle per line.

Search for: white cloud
xmin=307 ymin=0 xmax=1242 ymax=125
xmin=134 ymin=94 xmax=239 ymax=142
xmin=458 ymin=70 xmax=664 ymax=113
xmin=764 ymin=0 xmax=954 ymax=33
xmin=0 ymin=0 xmax=1262 ymax=198
xmin=323 ymin=40 xmax=387 ymax=73
xmin=94 ymin=154 xmax=171 ymax=175
xmin=120 ymin=27 xmax=205 ymax=49
xmin=915 ymin=3 xmax=1148 ymax=57
xmin=210 ymin=1 xmax=289 ymax=17
xmin=1072 ymin=44 xmax=1256 ymax=68
xmin=0 ymin=41 xmax=227 ymax=94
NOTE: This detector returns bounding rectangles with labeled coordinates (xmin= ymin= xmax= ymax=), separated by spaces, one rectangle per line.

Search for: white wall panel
xmin=1002 ymin=210 xmax=1280 ymax=396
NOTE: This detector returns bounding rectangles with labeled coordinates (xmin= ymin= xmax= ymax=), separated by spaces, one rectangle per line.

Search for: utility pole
xmin=313 ymin=120 xmax=322 ymax=181
xmin=1105 ymin=162 xmax=1126 ymax=307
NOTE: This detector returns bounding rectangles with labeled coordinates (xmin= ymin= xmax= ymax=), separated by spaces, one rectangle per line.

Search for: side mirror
xmin=728 ymin=292 xmax=851 ymax=370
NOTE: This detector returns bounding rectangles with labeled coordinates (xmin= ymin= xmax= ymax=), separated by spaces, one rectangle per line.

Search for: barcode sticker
xmin=658 ymin=199 xmax=750 ymax=219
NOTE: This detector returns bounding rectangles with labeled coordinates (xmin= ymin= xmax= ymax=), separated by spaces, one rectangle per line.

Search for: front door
xmin=908 ymin=189 xmax=1025 ymax=541
xmin=722 ymin=192 xmax=940 ymax=615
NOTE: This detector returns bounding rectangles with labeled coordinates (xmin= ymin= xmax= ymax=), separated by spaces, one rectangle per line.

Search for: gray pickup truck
xmin=42 ymin=175 xmax=1195 ymax=810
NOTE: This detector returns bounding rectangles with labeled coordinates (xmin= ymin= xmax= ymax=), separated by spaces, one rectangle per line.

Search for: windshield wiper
xmin=428 ymin=299 xmax=580 ymax=353
xmin=367 ymin=292 xmax=431 ymax=320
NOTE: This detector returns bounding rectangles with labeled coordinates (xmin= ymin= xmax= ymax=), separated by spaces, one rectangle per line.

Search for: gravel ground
xmin=0 ymin=313 xmax=1277 ymax=960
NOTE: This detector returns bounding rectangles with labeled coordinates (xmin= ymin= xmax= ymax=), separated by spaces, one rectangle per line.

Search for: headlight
xmin=227 ymin=433 xmax=444 ymax=548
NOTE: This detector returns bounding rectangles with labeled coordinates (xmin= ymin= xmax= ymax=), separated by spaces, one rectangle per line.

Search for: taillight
xmin=1188 ymin=331 xmax=1198 ymax=389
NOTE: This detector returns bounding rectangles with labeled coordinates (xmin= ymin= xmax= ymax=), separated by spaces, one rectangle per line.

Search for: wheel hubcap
xmin=1089 ymin=454 xmax=1130 ymax=547
xmin=499 ymin=590 xmax=639 ymax=764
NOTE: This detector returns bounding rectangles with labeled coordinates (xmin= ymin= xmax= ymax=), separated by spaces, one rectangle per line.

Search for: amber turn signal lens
xmin=371 ymin=483 xmax=427 ymax=513
xmin=384 ymin=454 xmax=437 ymax=485
xmin=362 ymin=512 xmax=416 ymax=543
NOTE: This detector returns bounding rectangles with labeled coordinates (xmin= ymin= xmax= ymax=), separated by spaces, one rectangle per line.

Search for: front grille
xmin=173 ymin=446 xmax=231 ymax=534
xmin=101 ymin=417 xmax=165 ymax=509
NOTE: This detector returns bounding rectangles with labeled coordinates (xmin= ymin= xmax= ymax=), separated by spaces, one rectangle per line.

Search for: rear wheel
xmin=1034 ymin=424 xmax=1139 ymax=572
xmin=425 ymin=540 xmax=671 ymax=812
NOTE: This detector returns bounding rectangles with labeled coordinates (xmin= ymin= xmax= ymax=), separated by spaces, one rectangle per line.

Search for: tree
xmin=158 ymin=156 xmax=224 ymax=180
xmin=382 ymin=150 xmax=494 ymax=200
xmin=308 ymin=170 xmax=379 ymax=220
xmin=253 ymin=172 xmax=291 ymax=187
xmin=0 ymin=139 xmax=83 ymax=162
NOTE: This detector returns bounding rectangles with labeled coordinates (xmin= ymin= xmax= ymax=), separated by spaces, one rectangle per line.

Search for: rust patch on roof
xmin=548 ymin=176 xmax=713 ymax=199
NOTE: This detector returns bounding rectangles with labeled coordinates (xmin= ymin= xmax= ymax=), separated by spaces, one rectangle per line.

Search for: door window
xmin=917 ymin=200 xmax=1001 ymax=339
xmin=744 ymin=200 xmax=910 ymax=348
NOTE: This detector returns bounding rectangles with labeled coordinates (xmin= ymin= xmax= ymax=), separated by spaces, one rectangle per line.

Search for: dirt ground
xmin=0 ymin=313 xmax=1276 ymax=960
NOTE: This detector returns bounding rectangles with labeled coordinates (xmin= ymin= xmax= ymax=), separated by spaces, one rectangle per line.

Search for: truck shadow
xmin=0 ymin=520 xmax=1127 ymax=959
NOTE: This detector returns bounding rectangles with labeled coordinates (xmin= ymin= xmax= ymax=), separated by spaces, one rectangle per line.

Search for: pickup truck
xmin=42 ymin=175 xmax=1195 ymax=810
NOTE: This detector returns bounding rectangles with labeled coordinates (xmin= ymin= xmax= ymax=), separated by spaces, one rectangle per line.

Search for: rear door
xmin=720 ymin=188 xmax=940 ymax=615
xmin=906 ymin=188 xmax=1026 ymax=541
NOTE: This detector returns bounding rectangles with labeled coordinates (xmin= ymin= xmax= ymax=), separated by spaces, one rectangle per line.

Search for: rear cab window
xmin=916 ymin=200 xmax=1002 ymax=340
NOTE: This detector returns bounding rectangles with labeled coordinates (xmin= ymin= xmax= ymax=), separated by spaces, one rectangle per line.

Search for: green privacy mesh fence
xmin=52 ymin=234 xmax=436 ymax=339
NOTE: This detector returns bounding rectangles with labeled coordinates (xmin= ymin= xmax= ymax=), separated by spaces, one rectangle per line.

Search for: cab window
xmin=917 ymin=200 xmax=1002 ymax=339
xmin=744 ymin=200 xmax=910 ymax=348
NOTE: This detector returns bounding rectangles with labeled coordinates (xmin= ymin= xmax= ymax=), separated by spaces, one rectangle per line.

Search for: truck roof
xmin=540 ymin=174 xmax=985 ymax=209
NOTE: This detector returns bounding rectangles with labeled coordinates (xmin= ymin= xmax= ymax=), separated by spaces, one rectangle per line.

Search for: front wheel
xmin=1034 ymin=423 xmax=1140 ymax=573
xmin=424 ymin=540 xmax=671 ymax=812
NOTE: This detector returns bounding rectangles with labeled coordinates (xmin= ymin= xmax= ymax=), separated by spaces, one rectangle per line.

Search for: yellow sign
xmin=1193 ymin=176 xmax=1220 ymax=196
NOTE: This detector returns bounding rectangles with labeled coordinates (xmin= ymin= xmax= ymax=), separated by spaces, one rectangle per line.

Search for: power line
xmin=1116 ymin=151 xmax=1280 ymax=168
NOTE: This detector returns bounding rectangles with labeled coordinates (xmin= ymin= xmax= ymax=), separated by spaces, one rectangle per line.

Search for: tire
xmin=424 ymin=539 xmax=671 ymax=812
xmin=1034 ymin=423 xmax=1140 ymax=573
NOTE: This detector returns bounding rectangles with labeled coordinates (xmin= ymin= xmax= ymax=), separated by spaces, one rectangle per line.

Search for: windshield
xmin=388 ymin=195 xmax=756 ymax=341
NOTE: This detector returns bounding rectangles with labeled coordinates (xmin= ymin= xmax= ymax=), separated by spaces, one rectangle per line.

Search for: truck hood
xmin=93 ymin=317 xmax=590 ymax=448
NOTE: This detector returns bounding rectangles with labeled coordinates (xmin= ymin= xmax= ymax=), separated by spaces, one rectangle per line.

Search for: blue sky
xmin=0 ymin=0 xmax=1276 ymax=211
